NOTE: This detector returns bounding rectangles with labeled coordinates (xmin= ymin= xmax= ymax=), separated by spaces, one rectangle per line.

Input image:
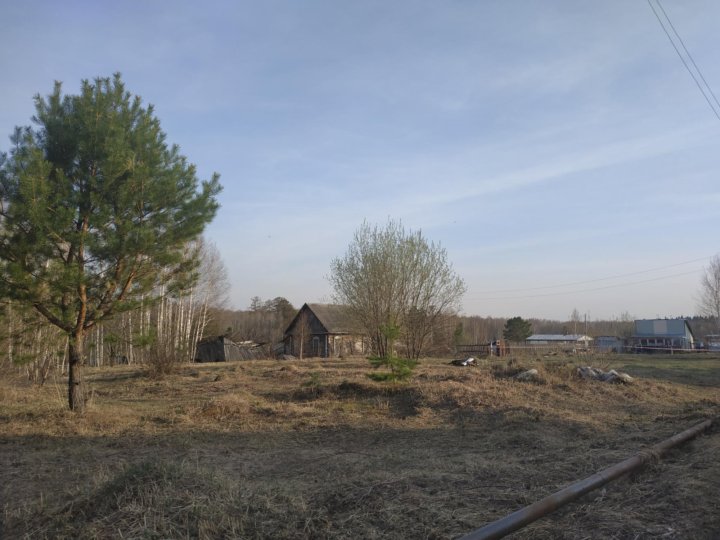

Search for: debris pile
xmin=577 ymin=366 xmax=633 ymax=384
xmin=450 ymin=357 xmax=477 ymax=367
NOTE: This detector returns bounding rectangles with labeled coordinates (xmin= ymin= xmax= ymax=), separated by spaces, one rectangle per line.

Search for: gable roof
xmin=633 ymin=319 xmax=695 ymax=339
xmin=307 ymin=303 xmax=361 ymax=334
xmin=285 ymin=303 xmax=363 ymax=336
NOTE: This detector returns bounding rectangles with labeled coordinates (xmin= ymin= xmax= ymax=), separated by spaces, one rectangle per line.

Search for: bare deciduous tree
xmin=570 ymin=308 xmax=581 ymax=334
xmin=70 ymin=238 xmax=231 ymax=374
xmin=146 ymin=238 xmax=230 ymax=374
xmin=698 ymin=255 xmax=720 ymax=332
xmin=225 ymin=296 xmax=296 ymax=347
xmin=1 ymin=301 xmax=67 ymax=384
xmin=329 ymin=220 xmax=466 ymax=359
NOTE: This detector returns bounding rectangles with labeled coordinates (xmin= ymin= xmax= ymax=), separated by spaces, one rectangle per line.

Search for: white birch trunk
xmin=127 ymin=310 xmax=134 ymax=364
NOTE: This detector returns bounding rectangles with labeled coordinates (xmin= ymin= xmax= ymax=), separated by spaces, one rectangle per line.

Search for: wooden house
xmin=283 ymin=303 xmax=366 ymax=358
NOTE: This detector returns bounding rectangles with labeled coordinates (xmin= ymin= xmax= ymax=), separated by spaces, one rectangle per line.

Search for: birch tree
xmin=698 ymin=255 xmax=720 ymax=332
xmin=147 ymin=239 xmax=230 ymax=373
xmin=0 ymin=300 xmax=66 ymax=383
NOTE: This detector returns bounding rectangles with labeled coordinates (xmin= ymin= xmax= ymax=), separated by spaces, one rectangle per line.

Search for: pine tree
xmin=0 ymin=74 xmax=221 ymax=411
xmin=502 ymin=316 xmax=533 ymax=342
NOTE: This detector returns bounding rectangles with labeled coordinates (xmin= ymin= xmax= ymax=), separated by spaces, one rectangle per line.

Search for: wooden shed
xmin=283 ymin=303 xmax=367 ymax=358
xmin=194 ymin=336 xmax=265 ymax=362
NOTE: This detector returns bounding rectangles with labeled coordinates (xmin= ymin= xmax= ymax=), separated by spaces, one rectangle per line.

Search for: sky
xmin=2 ymin=1 xmax=720 ymax=321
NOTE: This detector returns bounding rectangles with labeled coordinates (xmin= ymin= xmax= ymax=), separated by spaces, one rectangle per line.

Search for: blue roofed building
xmin=631 ymin=319 xmax=695 ymax=352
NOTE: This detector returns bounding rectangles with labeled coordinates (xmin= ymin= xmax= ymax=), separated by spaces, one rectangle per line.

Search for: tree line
xmin=1 ymin=238 xmax=229 ymax=382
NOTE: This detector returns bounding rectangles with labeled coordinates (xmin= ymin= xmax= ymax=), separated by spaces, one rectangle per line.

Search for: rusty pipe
xmin=459 ymin=418 xmax=715 ymax=540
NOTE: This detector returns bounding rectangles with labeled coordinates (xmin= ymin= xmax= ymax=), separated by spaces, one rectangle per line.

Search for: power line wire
xmin=470 ymin=255 xmax=710 ymax=294
xmin=471 ymin=269 xmax=702 ymax=301
xmin=656 ymin=0 xmax=720 ymax=112
xmin=647 ymin=0 xmax=720 ymax=121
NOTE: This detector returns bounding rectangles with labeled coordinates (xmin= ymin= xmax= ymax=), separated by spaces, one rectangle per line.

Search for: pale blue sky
xmin=2 ymin=1 xmax=719 ymax=320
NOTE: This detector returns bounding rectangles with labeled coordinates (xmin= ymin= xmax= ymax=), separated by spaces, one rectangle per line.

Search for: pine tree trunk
xmin=68 ymin=332 xmax=86 ymax=412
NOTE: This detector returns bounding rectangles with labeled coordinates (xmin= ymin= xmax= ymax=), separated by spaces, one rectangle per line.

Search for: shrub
xmin=367 ymin=356 xmax=417 ymax=382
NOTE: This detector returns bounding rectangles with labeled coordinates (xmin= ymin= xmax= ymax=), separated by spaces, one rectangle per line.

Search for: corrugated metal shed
xmin=195 ymin=336 xmax=265 ymax=362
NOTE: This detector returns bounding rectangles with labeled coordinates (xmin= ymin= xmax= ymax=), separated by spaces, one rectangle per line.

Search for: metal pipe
xmin=459 ymin=418 xmax=715 ymax=540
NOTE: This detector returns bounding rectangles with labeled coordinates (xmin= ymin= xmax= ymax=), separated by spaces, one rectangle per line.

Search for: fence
xmin=456 ymin=343 xmax=711 ymax=358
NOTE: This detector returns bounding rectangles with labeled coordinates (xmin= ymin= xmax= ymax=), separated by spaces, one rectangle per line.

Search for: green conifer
xmin=0 ymin=74 xmax=221 ymax=410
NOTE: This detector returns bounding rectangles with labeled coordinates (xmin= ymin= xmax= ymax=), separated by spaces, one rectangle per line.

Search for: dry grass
xmin=2 ymin=354 xmax=719 ymax=539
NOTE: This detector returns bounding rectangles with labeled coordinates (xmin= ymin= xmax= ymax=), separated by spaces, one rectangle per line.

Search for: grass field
xmin=2 ymin=353 xmax=719 ymax=539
